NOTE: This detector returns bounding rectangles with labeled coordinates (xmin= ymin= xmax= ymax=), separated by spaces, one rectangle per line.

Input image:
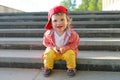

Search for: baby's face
xmin=51 ymin=13 xmax=68 ymax=33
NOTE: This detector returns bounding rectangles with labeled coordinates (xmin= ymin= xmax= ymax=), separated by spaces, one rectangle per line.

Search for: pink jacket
xmin=43 ymin=28 xmax=80 ymax=56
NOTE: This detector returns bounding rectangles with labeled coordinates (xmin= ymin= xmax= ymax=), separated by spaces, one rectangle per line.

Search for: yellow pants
xmin=43 ymin=49 xmax=76 ymax=69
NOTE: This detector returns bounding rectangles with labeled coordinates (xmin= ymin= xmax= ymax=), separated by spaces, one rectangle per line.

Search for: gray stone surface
xmin=0 ymin=68 xmax=39 ymax=80
xmin=0 ymin=49 xmax=120 ymax=65
xmin=0 ymin=38 xmax=120 ymax=46
xmin=0 ymin=68 xmax=120 ymax=80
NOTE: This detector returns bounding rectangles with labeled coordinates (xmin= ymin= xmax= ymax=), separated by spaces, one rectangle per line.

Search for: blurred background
xmin=0 ymin=0 xmax=120 ymax=12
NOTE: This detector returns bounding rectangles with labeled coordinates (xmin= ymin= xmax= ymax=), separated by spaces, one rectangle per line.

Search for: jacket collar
xmin=49 ymin=28 xmax=71 ymax=37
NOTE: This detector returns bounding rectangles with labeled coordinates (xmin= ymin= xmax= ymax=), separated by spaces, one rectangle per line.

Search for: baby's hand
xmin=59 ymin=47 xmax=66 ymax=53
xmin=53 ymin=47 xmax=61 ymax=54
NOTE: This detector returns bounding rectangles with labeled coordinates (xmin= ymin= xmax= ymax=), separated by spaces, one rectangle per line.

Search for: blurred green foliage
xmin=60 ymin=0 xmax=102 ymax=11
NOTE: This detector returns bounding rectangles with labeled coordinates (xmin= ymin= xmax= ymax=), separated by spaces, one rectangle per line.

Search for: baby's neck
xmin=55 ymin=30 xmax=66 ymax=36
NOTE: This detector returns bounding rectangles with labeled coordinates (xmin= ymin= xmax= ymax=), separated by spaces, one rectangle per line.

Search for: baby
xmin=42 ymin=5 xmax=80 ymax=77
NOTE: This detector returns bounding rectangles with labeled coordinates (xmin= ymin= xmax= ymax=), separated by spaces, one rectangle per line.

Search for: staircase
xmin=0 ymin=11 xmax=120 ymax=71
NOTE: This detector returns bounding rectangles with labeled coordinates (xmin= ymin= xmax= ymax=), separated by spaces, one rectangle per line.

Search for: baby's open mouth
xmin=57 ymin=26 xmax=62 ymax=28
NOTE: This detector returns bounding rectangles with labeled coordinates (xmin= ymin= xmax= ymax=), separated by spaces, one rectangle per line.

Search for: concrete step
xmin=0 ymin=21 xmax=119 ymax=29
xmin=0 ymin=28 xmax=120 ymax=37
xmin=0 ymin=11 xmax=119 ymax=16
xmin=0 ymin=21 xmax=119 ymax=26
xmin=69 ymin=11 xmax=120 ymax=15
xmin=0 ymin=38 xmax=119 ymax=51
xmin=0 ymin=49 xmax=120 ymax=71
xmin=0 ymin=37 xmax=119 ymax=46
xmin=0 ymin=28 xmax=120 ymax=34
xmin=0 ymin=68 xmax=120 ymax=80
xmin=0 ymin=15 xmax=119 ymax=22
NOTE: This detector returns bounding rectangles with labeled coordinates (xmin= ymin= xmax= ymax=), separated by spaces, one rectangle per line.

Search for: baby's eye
xmin=61 ymin=18 xmax=64 ymax=21
xmin=53 ymin=19 xmax=57 ymax=22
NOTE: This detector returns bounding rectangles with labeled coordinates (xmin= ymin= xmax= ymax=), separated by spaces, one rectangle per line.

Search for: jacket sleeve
xmin=43 ymin=31 xmax=54 ymax=48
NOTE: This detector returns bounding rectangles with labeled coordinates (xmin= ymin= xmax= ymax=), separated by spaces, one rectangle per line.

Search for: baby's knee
xmin=63 ymin=50 xmax=75 ymax=59
xmin=44 ymin=49 xmax=55 ymax=58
